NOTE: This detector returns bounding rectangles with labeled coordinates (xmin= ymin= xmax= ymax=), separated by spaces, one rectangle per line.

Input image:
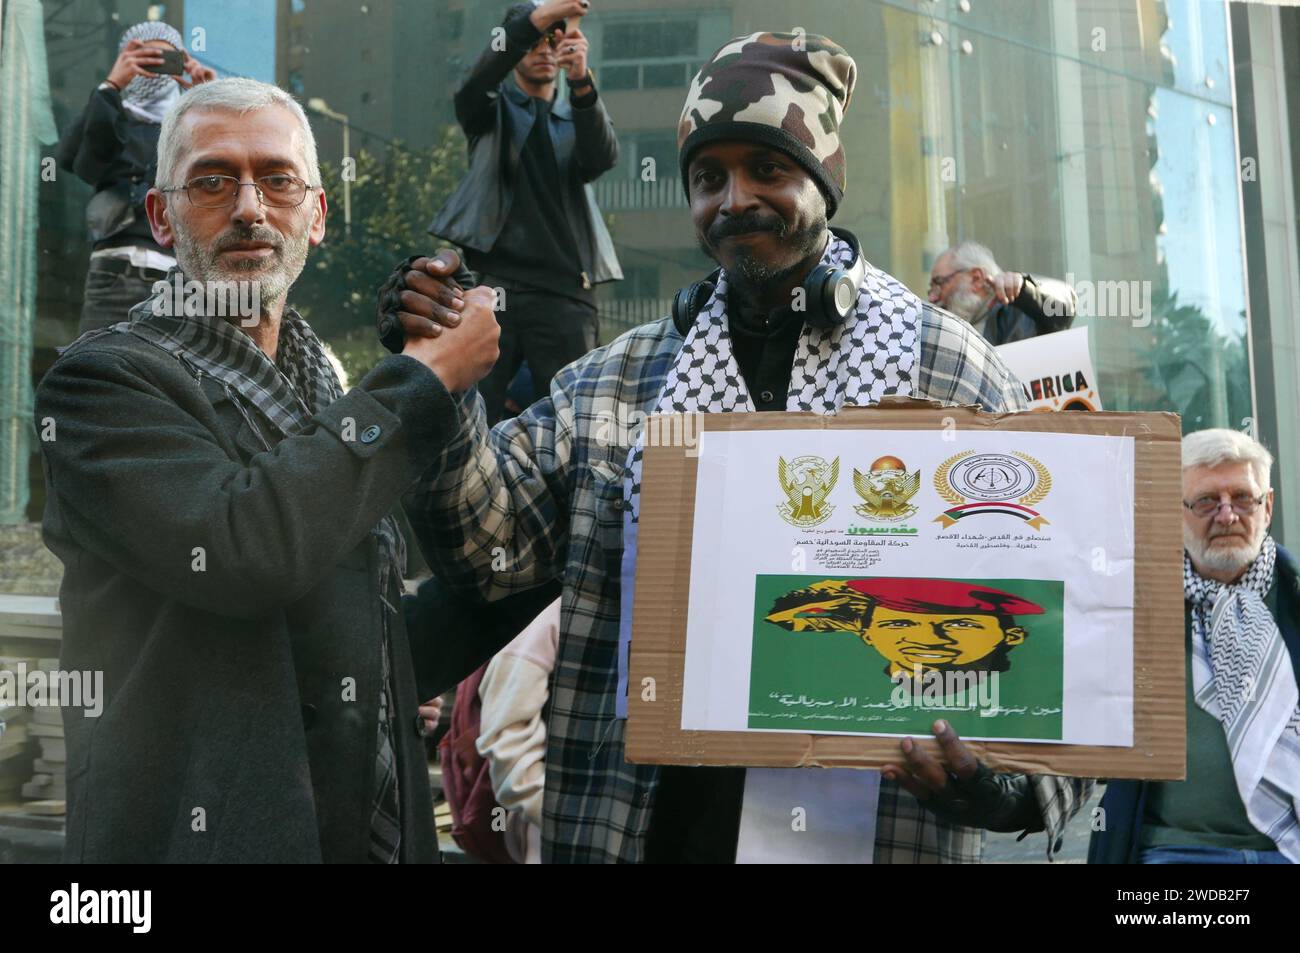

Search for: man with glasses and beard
xmin=383 ymin=32 xmax=1092 ymax=863
xmin=35 ymin=78 xmax=500 ymax=863
xmin=926 ymin=241 xmax=1076 ymax=346
xmin=1090 ymin=428 xmax=1299 ymax=864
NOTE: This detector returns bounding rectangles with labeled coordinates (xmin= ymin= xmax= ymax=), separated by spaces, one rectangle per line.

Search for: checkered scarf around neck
xmin=118 ymin=21 xmax=184 ymax=124
xmin=624 ymin=232 xmax=920 ymax=522
xmin=124 ymin=275 xmax=408 ymax=589
xmin=1184 ymin=535 xmax=1300 ymax=860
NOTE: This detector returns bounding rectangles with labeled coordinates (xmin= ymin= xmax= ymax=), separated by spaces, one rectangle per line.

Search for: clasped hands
xmin=377 ymin=249 xmax=500 ymax=394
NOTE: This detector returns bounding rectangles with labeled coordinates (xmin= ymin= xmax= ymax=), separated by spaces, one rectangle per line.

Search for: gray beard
xmin=946 ymin=285 xmax=991 ymax=324
xmin=1184 ymin=521 xmax=1267 ymax=578
xmin=171 ymin=219 xmax=310 ymax=318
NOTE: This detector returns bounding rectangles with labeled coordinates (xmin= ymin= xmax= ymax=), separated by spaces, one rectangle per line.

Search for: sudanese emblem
xmin=933 ymin=450 xmax=1052 ymax=530
xmin=853 ymin=455 xmax=920 ymax=522
xmin=778 ymin=455 xmax=840 ymax=528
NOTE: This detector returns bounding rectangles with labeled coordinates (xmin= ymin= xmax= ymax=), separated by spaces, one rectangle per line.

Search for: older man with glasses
xmin=35 ymin=77 xmax=500 ymax=863
xmin=1090 ymin=428 xmax=1299 ymax=864
xmin=926 ymin=241 xmax=1076 ymax=346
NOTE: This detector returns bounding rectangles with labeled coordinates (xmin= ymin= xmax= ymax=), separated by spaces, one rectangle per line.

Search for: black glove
xmin=921 ymin=763 xmax=1044 ymax=834
xmin=375 ymin=254 xmax=478 ymax=355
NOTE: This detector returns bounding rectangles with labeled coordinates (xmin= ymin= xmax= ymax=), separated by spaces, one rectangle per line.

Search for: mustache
xmin=707 ymin=213 xmax=787 ymax=245
xmin=212 ymin=226 xmax=283 ymax=254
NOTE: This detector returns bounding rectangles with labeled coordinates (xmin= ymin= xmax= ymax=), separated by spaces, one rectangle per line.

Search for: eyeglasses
xmin=928 ymin=269 xmax=966 ymax=293
xmin=532 ymin=32 xmax=561 ymax=51
xmin=162 ymin=174 xmax=318 ymax=209
xmin=1182 ymin=493 xmax=1267 ymax=518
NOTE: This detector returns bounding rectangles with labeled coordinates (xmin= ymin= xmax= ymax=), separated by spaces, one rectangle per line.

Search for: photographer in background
xmin=430 ymin=0 xmax=622 ymax=423
xmin=55 ymin=21 xmax=214 ymax=335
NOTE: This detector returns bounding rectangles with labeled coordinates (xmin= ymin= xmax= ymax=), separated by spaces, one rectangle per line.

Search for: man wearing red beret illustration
xmin=766 ymin=578 xmax=1045 ymax=677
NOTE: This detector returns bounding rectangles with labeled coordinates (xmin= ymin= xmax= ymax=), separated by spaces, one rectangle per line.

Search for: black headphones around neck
xmin=671 ymin=227 xmax=868 ymax=336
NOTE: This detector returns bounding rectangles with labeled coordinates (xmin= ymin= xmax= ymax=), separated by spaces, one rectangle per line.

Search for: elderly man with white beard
xmin=1090 ymin=428 xmax=1300 ymax=864
xmin=926 ymin=241 xmax=1076 ymax=346
xmin=35 ymin=78 xmax=501 ymax=862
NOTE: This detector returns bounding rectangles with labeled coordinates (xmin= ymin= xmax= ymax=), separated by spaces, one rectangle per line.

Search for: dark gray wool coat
xmin=36 ymin=328 xmax=463 ymax=863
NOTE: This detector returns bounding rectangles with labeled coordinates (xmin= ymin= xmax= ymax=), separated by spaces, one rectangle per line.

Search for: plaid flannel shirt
xmin=406 ymin=303 xmax=1093 ymax=863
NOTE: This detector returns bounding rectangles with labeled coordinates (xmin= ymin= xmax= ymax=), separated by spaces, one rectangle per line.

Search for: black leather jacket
xmin=430 ymin=10 xmax=622 ymax=286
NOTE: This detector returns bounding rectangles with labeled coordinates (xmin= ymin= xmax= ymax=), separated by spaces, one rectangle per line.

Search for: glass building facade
xmin=4 ymin=0 xmax=1299 ymax=544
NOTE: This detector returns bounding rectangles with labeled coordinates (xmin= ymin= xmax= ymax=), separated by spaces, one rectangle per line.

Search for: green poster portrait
xmin=748 ymin=575 xmax=1065 ymax=740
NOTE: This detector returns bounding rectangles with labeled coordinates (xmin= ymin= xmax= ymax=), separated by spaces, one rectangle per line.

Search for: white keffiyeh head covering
xmin=1185 ymin=535 xmax=1300 ymax=860
xmin=118 ymin=21 xmax=184 ymax=123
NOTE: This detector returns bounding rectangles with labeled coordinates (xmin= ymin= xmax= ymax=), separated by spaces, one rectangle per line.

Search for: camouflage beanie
xmin=677 ymin=32 xmax=857 ymax=217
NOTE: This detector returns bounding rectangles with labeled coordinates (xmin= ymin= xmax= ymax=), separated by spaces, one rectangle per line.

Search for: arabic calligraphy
xmin=934 ymin=531 xmax=1054 ymax=551
xmin=764 ymin=691 xmax=1061 ymax=719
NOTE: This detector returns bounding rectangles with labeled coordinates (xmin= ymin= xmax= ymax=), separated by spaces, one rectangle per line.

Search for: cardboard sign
xmin=996 ymin=326 xmax=1103 ymax=412
xmin=626 ymin=400 xmax=1185 ymax=781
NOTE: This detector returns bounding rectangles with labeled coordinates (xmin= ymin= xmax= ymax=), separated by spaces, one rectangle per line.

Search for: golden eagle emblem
xmin=778 ymin=455 xmax=839 ymax=527
xmin=852 ymin=455 xmax=921 ymax=522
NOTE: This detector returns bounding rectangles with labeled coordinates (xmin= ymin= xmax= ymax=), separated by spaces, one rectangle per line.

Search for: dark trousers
xmin=78 ymin=257 xmax=169 ymax=335
xmin=477 ymin=277 xmax=597 ymax=424
xmin=644 ymin=766 xmax=746 ymax=863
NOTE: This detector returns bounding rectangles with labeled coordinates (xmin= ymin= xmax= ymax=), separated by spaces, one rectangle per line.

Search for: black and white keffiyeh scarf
xmin=1185 ymin=535 xmax=1300 ymax=860
xmin=624 ymin=232 xmax=921 ymax=521
xmin=124 ymin=279 xmax=406 ymax=863
xmin=614 ymin=234 xmax=921 ymax=720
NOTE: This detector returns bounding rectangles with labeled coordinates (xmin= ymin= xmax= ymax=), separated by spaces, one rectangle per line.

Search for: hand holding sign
xmin=882 ymin=720 xmax=1042 ymax=833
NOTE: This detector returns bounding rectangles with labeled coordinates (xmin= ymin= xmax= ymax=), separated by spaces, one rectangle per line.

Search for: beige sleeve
xmin=475 ymin=599 xmax=560 ymax=830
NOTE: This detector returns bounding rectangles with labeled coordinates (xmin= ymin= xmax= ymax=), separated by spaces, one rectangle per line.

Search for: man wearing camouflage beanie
xmin=381 ymin=31 xmax=1092 ymax=863
xmin=677 ymin=31 xmax=857 ymax=216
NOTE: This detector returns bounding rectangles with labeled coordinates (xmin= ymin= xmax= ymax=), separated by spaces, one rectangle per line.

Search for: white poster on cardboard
xmin=680 ymin=428 xmax=1135 ymax=747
